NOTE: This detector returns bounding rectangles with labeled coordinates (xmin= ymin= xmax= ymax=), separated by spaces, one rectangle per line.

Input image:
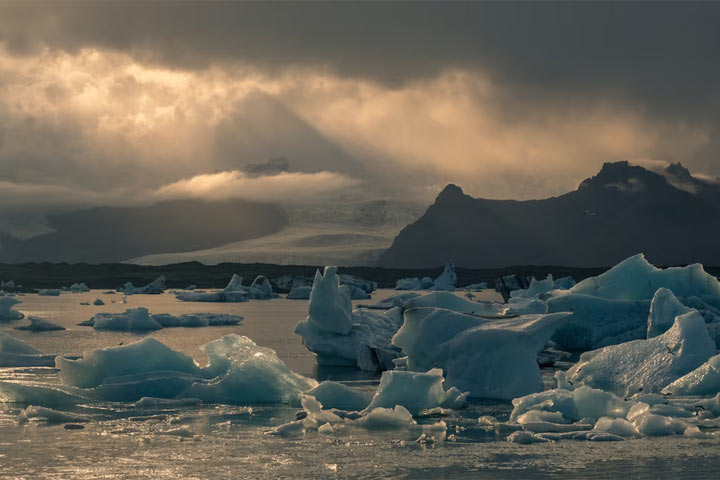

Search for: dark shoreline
xmin=2 ymin=261 xmax=718 ymax=293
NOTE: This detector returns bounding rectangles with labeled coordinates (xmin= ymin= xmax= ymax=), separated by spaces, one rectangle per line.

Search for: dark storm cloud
xmin=1 ymin=1 xmax=719 ymax=120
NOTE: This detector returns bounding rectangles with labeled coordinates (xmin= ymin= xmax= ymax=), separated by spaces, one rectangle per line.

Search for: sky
xmin=0 ymin=1 xmax=719 ymax=238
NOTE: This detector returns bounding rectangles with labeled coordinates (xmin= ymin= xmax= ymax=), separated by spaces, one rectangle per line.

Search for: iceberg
xmin=246 ymin=275 xmax=278 ymax=300
xmin=662 ymin=354 xmax=720 ymax=396
xmin=396 ymin=261 xmax=457 ymax=291
xmin=179 ymin=335 xmax=318 ymax=404
xmin=307 ymin=381 xmax=371 ymax=411
xmin=0 ymin=332 xmax=57 ymax=367
xmin=395 ymin=277 xmax=423 ymax=290
xmin=393 ymin=308 xmax=569 ymax=399
xmin=647 ymin=288 xmax=692 ymax=338
xmin=90 ymin=307 xmax=163 ymax=331
xmin=295 ymin=267 xmax=403 ymax=371
xmin=120 ymin=275 xmax=166 ymax=295
xmin=1 ymin=335 xmax=316 ymax=407
xmin=570 ymin=253 xmax=720 ymax=301
xmin=176 ymin=274 xmax=277 ymax=302
xmin=0 ymin=296 xmax=24 ymax=321
xmin=364 ymin=368 xmax=467 ymax=415
xmin=353 ymin=405 xmax=417 ymax=429
xmin=287 ymin=285 xmax=312 ymax=299
xmin=37 ymin=289 xmax=61 ymax=296
xmin=404 ymin=291 xmax=507 ymax=316
xmin=93 ymin=298 xmax=105 ymax=306
xmin=566 ymin=312 xmax=716 ymax=395
xmin=357 ymin=292 xmax=420 ymax=310
xmin=338 ymin=274 xmax=377 ymax=294
xmin=546 ymin=294 xmax=650 ymax=351
xmin=224 ymin=274 xmax=244 ymax=292
xmin=15 ymin=316 xmax=65 ymax=331
xmin=83 ymin=308 xmax=242 ymax=330
xmin=69 ymin=282 xmax=90 ymax=293
xmin=430 ymin=260 xmax=457 ymax=291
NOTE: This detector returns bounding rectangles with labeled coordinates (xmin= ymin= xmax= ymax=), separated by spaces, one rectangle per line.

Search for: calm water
xmin=1 ymin=289 xmax=719 ymax=479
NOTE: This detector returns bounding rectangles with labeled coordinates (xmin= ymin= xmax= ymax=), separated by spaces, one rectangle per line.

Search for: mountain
xmin=380 ymin=161 xmax=720 ymax=268
xmin=0 ymin=199 xmax=288 ymax=263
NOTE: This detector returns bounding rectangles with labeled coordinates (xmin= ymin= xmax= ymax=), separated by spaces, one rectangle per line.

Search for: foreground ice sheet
xmin=393 ymin=308 xmax=570 ymax=399
xmin=0 ymin=297 xmax=24 ymax=321
xmin=295 ymin=267 xmax=402 ymax=371
xmin=1 ymin=335 xmax=317 ymax=406
xmin=567 ymin=312 xmax=716 ymax=395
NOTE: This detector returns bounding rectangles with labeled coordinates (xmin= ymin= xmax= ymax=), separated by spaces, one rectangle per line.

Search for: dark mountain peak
xmin=436 ymin=184 xmax=465 ymax=202
xmin=578 ymin=161 xmax=670 ymax=193
xmin=664 ymin=162 xmax=692 ymax=181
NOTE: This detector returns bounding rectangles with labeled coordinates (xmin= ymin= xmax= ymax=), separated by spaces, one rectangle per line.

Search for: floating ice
xmin=181 ymin=335 xmax=317 ymax=404
xmin=176 ymin=273 xmax=277 ymax=302
xmin=69 ymin=282 xmax=90 ymax=293
xmin=295 ymin=267 xmax=403 ymax=371
xmin=152 ymin=312 xmax=242 ymax=328
xmin=405 ymin=291 xmax=508 ymax=317
xmin=662 ymin=354 xmax=720 ymax=396
xmin=647 ymin=288 xmax=692 ymax=338
xmin=358 ymin=292 xmax=420 ymax=310
xmin=394 ymin=308 xmax=569 ymax=399
xmin=287 ymin=286 xmax=312 ymax=299
xmin=37 ymin=289 xmax=61 ymax=296
xmin=338 ymin=274 xmax=377 ymax=294
xmin=91 ymin=307 xmax=163 ymax=331
xmin=307 ymin=381 xmax=371 ymax=411
xmin=0 ymin=296 xmax=24 ymax=321
xmin=120 ymin=275 xmax=166 ymax=295
xmin=15 ymin=316 xmax=65 ymax=331
xmin=567 ymin=312 xmax=716 ymax=395
xmin=18 ymin=406 xmax=91 ymax=424
xmin=93 ymin=298 xmax=105 ymax=306
xmin=431 ymin=261 xmax=457 ymax=291
xmin=546 ymin=294 xmax=650 ymax=351
xmin=83 ymin=308 xmax=242 ymax=331
xmin=0 ymin=332 xmax=56 ymax=367
xmin=353 ymin=405 xmax=417 ymax=429
xmin=246 ymin=275 xmax=278 ymax=300
xmin=570 ymin=253 xmax=720 ymax=301
xmin=396 ymin=262 xmax=456 ymax=291
xmin=364 ymin=368 xmax=467 ymax=415
xmin=224 ymin=274 xmax=244 ymax=292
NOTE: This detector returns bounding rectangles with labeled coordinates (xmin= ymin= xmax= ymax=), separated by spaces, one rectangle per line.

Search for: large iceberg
xmin=393 ymin=308 xmax=570 ymax=399
xmin=295 ymin=266 xmax=403 ymax=371
xmin=546 ymin=294 xmax=650 ymax=351
xmin=120 ymin=275 xmax=166 ymax=295
xmin=566 ymin=312 xmax=716 ymax=395
xmin=569 ymin=253 xmax=720 ymax=301
xmin=358 ymin=292 xmax=420 ymax=310
xmin=0 ymin=296 xmax=24 ymax=321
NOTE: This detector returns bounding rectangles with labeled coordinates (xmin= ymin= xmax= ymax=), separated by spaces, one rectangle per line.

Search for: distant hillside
xmin=0 ymin=199 xmax=288 ymax=263
xmin=380 ymin=161 xmax=720 ymax=268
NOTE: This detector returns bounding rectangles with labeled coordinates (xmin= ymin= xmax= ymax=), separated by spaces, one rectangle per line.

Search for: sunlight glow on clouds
xmin=0 ymin=44 xmax=715 ymax=216
xmin=153 ymin=170 xmax=360 ymax=203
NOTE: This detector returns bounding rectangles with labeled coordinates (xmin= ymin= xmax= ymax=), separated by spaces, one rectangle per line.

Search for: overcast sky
xmin=0 ymin=1 xmax=718 ymax=236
